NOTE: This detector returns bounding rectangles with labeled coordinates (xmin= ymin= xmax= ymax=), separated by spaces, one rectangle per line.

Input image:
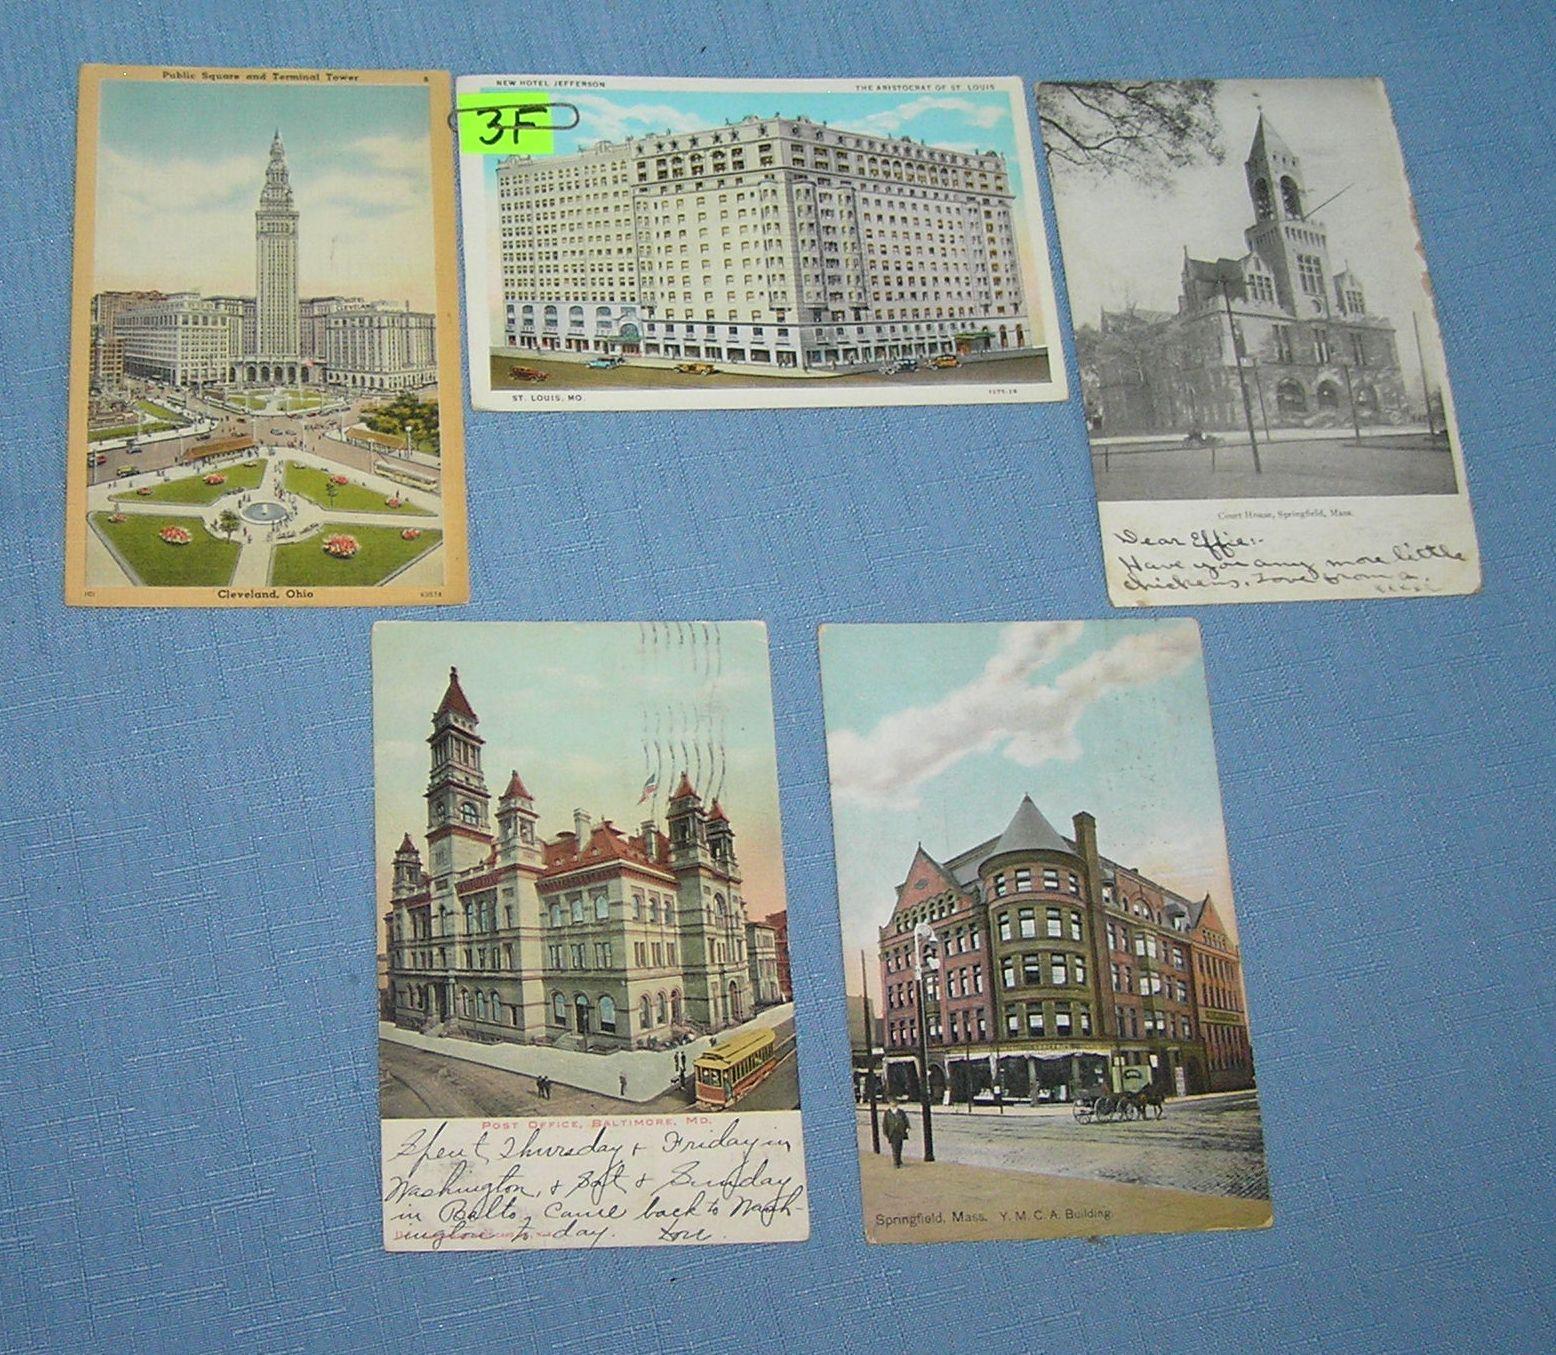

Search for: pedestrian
xmin=619 ymin=1073 xmax=628 ymax=1097
xmin=883 ymin=1101 xmax=910 ymax=1168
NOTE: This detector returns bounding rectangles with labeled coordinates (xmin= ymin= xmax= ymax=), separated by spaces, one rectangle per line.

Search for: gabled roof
xmin=989 ymin=795 xmax=1072 ymax=859
xmin=706 ymin=799 xmax=728 ymax=823
xmin=670 ymin=772 xmax=699 ymax=801
xmin=395 ymin=832 xmax=419 ymax=855
xmin=539 ymin=818 xmax=675 ymax=880
xmin=499 ymin=768 xmax=532 ymax=802
xmin=434 ymin=666 xmax=477 ymax=721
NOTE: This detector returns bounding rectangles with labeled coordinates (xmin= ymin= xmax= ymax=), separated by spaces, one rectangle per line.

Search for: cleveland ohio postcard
xmin=820 ymin=620 xmax=1272 ymax=1243
xmin=374 ymin=622 xmax=807 ymax=1250
xmin=67 ymin=66 xmax=468 ymax=607
xmin=1038 ymin=78 xmax=1479 ymax=605
xmin=458 ymin=75 xmax=1068 ymax=411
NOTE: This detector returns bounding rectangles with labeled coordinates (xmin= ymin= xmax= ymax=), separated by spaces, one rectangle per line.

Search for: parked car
xmin=930 ymin=354 xmax=961 ymax=369
xmin=895 ymin=357 xmax=919 ymax=373
xmin=587 ymin=355 xmax=625 ymax=369
xmin=196 ymin=431 xmax=211 ymax=441
xmin=675 ymin=362 xmax=717 ymax=376
xmin=115 ymin=466 xmax=136 ymax=478
xmin=509 ymin=365 xmax=550 ymax=382
xmin=93 ymin=451 xmax=108 ymax=466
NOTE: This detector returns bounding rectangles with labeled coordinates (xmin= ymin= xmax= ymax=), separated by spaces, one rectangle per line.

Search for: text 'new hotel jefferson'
xmin=496 ymin=114 xmax=1041 ymax=372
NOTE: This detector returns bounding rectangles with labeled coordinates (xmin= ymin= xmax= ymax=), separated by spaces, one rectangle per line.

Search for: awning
xmin=954 ymin=329 xmax=994 ymax=340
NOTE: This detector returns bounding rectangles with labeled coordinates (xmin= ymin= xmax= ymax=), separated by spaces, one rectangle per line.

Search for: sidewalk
xmin=380 ymin=1001 xmax=795 ymax=1104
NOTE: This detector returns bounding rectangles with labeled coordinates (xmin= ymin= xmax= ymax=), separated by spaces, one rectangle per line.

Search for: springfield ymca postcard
xmin=819 ymin=620 xmax=1273 ymax=1244
xmin=1037 ymin=78 xmax=1480 ymax=605
xmin=375 ymin=622 xmax=807 ymax=1250
xmin=458 ymin=74 xmax=1069 ymax=411
xmin=67 ymin=66 xmax=468 ymax=607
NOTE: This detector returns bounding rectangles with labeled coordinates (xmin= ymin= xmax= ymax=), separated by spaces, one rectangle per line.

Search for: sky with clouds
xmin=469 ymin=82 xmax=1050 ymax=336
xmin=93 ymin=78 xmax=438 ymax=309
xmin=820 ymin=620 xmax=1239 ymax=1000
xmin=372 ymin=623 xmax=787 ymax=943
xmin=1042 ymin=78 xmax=1452 ymax=394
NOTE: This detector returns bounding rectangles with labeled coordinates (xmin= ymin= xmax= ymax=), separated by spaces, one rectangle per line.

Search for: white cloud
xmin=828 ymin=621 xmax=1201 ymax=810
xmin=348 ymin=133 xmax=430 ymax=175
xmin=858 ymin=96 xmax=1010 ymax=137
xmin=567 ymin=93 xmax=709 ymax=145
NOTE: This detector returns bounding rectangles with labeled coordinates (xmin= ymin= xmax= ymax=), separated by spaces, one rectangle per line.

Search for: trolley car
xmin=693 ymin=1027 xmax=776 ymax=1109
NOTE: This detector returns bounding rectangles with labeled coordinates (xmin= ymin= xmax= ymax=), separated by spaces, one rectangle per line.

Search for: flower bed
xmin=330 ymin=474 xmax=350 ymax=486
xmin=159 ymin=525 xmax=193 ymax=546
xmin=136 ymin=486 xmax=153 ymax=496
xmin=203 ymin=472 xmax=226 ymax=485
xmin=107 ymin=512 xmax=127 ymax=523
xmin=322 ymin=533 xmax=360 ymax=559
xmin=401 ymin=527 xmax=422 ymax=541
xmin=386 ymin=496 xmax=403 ymax=508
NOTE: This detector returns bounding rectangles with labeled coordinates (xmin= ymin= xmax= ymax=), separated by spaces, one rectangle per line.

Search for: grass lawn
xmin=282 ymin=461 xmax=432 ymax=515
xmin=283 ymin=393 xmax=326 ymax=411
xmin=111 ymin=459 xmax=266 ymax=506
xmin=92 ymin=513 xmax=239 ymax=587
xmin=89 ymin=420 xmax=179 ymax=442
xmin=270 ymin=521 xmax=442 ymax=588
xmin=136 ymin=399 xmax=187 ymax=423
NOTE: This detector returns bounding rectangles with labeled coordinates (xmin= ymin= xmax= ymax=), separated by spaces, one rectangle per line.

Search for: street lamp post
xmin=913 ymin=920 xmax=936 ymax=1163
xmin=862 ymin=950 xmax=880 ymax=1154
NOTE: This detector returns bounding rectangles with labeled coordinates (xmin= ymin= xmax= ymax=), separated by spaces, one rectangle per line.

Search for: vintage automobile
xmin=587 ymin=355 xmax=625 ymax=370
xmin=115 ymin=466 xmax=137 ymax=477
xmin=929 ymin=354 xmax=961 ymax=369
xmin=508 ymin=365 xmax=550 ymax=382
xmin=674 ymin=361 xmax=717 ymax=376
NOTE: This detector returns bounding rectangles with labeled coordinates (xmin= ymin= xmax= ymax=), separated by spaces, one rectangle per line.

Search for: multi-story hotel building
xmin=114 ymin=292 xmax=244 ymax=386
xmin=324 ymin=301 xmax=438 ymax=393
xmin=496 ymin=113 xmax=1039 ymax=371
xmin=877 ymin=796 xmax=1255 ymax=1102
xmin=746 ymin=921 xmax=782 ymax=1007
xmin=385 ymin=668 xmax=758 ymax=1050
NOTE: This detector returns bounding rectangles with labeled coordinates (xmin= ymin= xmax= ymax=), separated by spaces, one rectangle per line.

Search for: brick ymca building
xmin=878 ymin=796 xmax=1255 ymax=1103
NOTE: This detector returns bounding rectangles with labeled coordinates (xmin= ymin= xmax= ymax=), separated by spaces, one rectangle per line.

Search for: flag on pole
xmin=637 ymin=772 xmax=658 ymax=804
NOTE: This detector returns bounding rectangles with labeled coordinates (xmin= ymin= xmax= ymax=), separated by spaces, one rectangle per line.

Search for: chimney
xmin=1072 ymin=810 xmax=1113 ymax=1040
xmin=574 ymin=808 xmax=592 ymax=844
xmin=641 ymin=820 xmax=657 ymax=856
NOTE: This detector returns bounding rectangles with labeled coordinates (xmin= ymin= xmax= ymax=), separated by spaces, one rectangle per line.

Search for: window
xmin=971 ymin=965 xmax=983 ymax=994
xmin=1050 ymin=955 xmax=1068 ymax=986
xmin=1042 ymin=868 xmax=1060 ymax=890
xmin=552 ymin=992 xmax=566 ymax=1024
xmin=1054 ymin=1003 xmax=1072 ymax=1037
xmin=1013 ymin=867 xmax=1030 ymax=892
xmin=571 ymin=943 xmax=585 ymax=969
xmin=1079 ymin=1007 xmax=1092 ymax=1035
xmin=632 ymin=892 xmax=644 ymax=919
xmin=1281 ymin=175 xmax=1303 ymax=216
xmin=656 ymin=993 xmax=667 ymax=1024
xmin=599 ymin=995 xmax=616 ymax=1033
xmin=998 ymin=912 xmax=1012 ymax=942
xmin=595 ymin=942 xmax=612 ymax=968
xmin=1067 ymin=873 xmax=1080 ymax=897
xmin=1313 ymin=328 xmax=1332 ymax=364
xmin=1018 ymin=908 xmax=1036 ymax=939
xmin=1006 ymin=1009 xmax=1019 ymax=1036
xmin=549 ymin=944 xmax=563 ymax=969
xmin=1002 ymin=958 xmax=1016 ymax=990
xmin=1069 ymin=910 xmax=1083 ymax=941
xmin=1022 ymin=953 xmax=1041 ymax=985
xmin=641 ymin=995 xmax=652 ymax=1027
xmin=570 ymin=896 xmax=585 ymax=923
xmin=1075 ymin=957 xmax=1087 ymax=985
xmin=1274 ymin=325 xmax=1294 ymax=364
xmin=1297 ymin=254 xmax=1324 ymax=297
xmin=1046 ymin=907 xmax=1062 ymax=938
xmin=993 ymin=873 xmax=1007 ymax=897
xmin=1026 ymin=1006 xmax=1044 ymax=1037
xmin=460 ymin=802 xmax=479 ymax=825
xmin=594 ymin=894 xmax=609 ymax=921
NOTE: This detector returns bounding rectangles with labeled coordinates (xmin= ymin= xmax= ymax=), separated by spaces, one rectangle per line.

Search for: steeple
xmin=990 ymin=794 xmax=1072 ymax=859
xmin=495 ymin=768 xmax=539 ymax=866
xmin=424 ymin=666 xmax=492 ymax=887
xmin=255 ymin=125 xmax=300 ymax=358
xmin=1243 ymin=111 xmax=1329 ymax=316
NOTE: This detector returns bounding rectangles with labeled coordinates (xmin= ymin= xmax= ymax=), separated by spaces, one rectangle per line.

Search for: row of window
xmin=990 ymin=866 xmax=1080 ymax=898
xmin=997 ymin=906 xmax=1085 ymax=943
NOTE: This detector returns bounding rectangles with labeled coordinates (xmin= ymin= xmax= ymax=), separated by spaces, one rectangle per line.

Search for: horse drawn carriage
xmin=1072 ymin=1084 xmax=1166 ymax=1123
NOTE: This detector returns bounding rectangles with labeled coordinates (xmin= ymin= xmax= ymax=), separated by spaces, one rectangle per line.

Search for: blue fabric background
xmin=2 ymin=2 xmax=1553 ymax=1351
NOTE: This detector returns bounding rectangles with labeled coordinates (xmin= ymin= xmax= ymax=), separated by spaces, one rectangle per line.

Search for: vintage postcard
xmin=820 ymin=620 xmax=1272 ymax=1243
xmin=1037 ymin=79 xmax=1480 ymax=604
xmin=457 ymin=74 xmax=1069 ymax=411
xmin=375 ymin=622 xmax=806 ymax=1250
xmin=67 ymin=65 xmax=468 ymax=606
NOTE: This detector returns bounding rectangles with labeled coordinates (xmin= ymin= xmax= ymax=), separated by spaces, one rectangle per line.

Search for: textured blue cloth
xmin=2 ymin=2 xmax=1554 ymax=1352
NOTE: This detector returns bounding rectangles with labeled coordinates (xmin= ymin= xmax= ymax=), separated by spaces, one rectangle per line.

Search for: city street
xmin=489 ymin=351 xmax=1052 ymax=392
xmin=1093 ymin=431 xmax=1458 ymax=500
xmin=380 ymin=1014 xmax=800 ymax=1119
xmin=859 ymin=1089 xmax=1272 ymax=1242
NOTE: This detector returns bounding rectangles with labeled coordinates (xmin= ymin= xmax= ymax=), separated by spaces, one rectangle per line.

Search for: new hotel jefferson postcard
xmin=1037 ymin=78 xmax=1480 ymax=604
xmin=375 ymin=622 xmax=807 ymax=1250
xmin=458 ymin=74 xmax=1069 ymax=411
xmin=820 ymin=620 xmax=1272 ymax=1243
xmin=67 ymin=66 xmax=468 ymax=607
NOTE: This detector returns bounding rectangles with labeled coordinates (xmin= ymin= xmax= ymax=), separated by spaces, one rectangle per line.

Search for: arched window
xmin=1253 ymin=177 xmax=1273 ymax=220
xmin=459 ymin=987 xmax=470 ymax=1015
xmin=641 ymin=995 xmax=653 ymax=1027
xmin=490 ymin=991 xmax=501 ymax=1021
xmin=599 ymin=995 xmax=617 ymax=1033
xmin=571 ymin=897 xmax=585 ymax=923
xmin=1280 ymin=176 xmax=1302 ymax=217
xmin=460 ymin=801 xmax=479 ymax=825
xmin=574 ymin=994 xmax=591 ymax=1032
xmin=549 ymin=902 xmax=562 ymax=928
xmin=656 ymin=992 xmax=667 ymax=1024
xmin=1316 ymin=380 xmax=1341 ymax=410
xmin=1276 ymin=379 xmax=1307 ymax=414
xmin=476 ymin=991 xmax=488 ymax=1019
xmin=671 ymin=991 xmax=682 ymax=1024
xmin=552 ymin=991 xmax=566 ymax=1023
xmin=594 ymin=893 xmax=609 ymax=921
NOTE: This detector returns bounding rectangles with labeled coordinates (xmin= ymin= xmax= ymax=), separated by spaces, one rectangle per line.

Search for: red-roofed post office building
xmin=386 ymin=668 xmax=755 ymax=1049
xmin=878 ymin=797 xmax=1256 ymax=1104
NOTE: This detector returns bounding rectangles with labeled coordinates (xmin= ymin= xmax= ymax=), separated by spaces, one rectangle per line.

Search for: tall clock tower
xmin=424 ymin=667 xmax=493 ymax=891
xmin=255 ymin=130 xmax=301 ymax=358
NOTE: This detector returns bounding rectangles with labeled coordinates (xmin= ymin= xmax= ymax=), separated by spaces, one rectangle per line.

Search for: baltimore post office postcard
xmin=1037 ymin=78 xmax=1480 ymax=605
xmin=819 ymin=620 xmax=1273 ymax=1243
xmin=67 ymin=65 xmax=468 ymax=607
xmin=375 ymin=622 xmax=807 ymax=1250
xmin=457 ymin=74 xmax=1069 ymax=412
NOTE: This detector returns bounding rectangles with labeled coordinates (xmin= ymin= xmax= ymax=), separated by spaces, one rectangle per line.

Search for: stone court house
xmin=877 ymin=796 xmax=1256 ymax=1103
xmin=386 ymin=668 xmax=760 ymax=1049
xmin=497 ymin=113 xmax=1039 ymax=371
xmin=1078 ymin=113 xmax=1411 ymax=436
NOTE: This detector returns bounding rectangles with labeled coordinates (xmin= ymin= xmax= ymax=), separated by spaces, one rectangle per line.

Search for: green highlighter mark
xmin=457 ymin=90 xmax=557 ymax=156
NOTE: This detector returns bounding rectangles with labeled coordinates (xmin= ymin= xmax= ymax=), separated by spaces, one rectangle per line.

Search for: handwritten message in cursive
xmin=382 ymin=1112 xmax=808 ymax=1251
xmin=1100 ymin=500 xmax=1481 ymax=605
